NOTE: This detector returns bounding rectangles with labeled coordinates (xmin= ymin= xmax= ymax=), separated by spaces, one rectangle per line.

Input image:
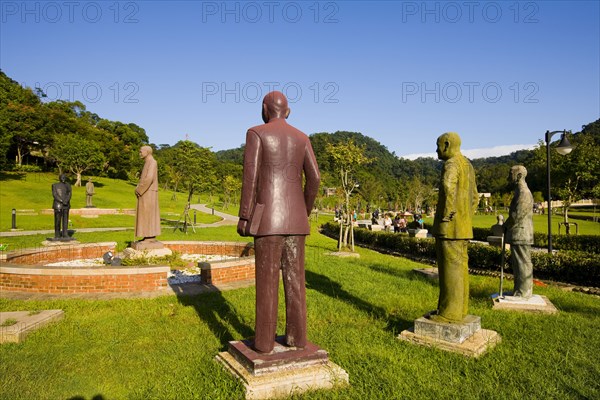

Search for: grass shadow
xmin=175 ymin=290 xmax=253 ymax=350
xmin=67 ymin=395 xmax=106 ymax=400
xmin=0 ymin=171 xmax=26 ymax=181
xmin=305 ymin=269 xmax=412 ymax=334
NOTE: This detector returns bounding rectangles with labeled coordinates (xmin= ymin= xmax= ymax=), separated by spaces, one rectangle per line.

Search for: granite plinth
xmin=409 ymin=229 xmax=428 ymax=238
xmin=491 ymin=294 xmax=558 ymax=314
xmin=42 ymin=239 xmax=80 ymax=246
xmin=412 ymin=267 xmax=439 ymax=280
xmin=399 ymin=327 xmax=501 ymax=358
xmin=122 ymin=247 xmax=172 ymax=259
xmin=325 ymin=251 xmax=360 ymax=258
xmin=0 ymin=310 xmax=64 ymax=343
xmin=131 ymin=239 xmax=166 ymax=250
xmin=228 ymin=336 xmax=329 ymax=376
xmin=216 ymin=338 xmax=348 ymax=399
xmin=414 ymin=314 xmax=481 ymax=344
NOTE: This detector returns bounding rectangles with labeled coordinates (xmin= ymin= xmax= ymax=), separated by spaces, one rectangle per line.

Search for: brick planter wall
xmin=0 ymin=266 xmax=169 ymax=293
xmin=1 ymin=242 xmax=168 ymax=294
xmin=162 ymin=241 xmax=256 ymax=285
xmin=1 ymin=241 xmax=257 ymax=294
xmin=199 ymin=258 xmax=256 ymax=285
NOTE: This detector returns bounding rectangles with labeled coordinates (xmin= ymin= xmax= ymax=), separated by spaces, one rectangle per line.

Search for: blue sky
xmin=1 ymin=1 xmax=599 ymax=158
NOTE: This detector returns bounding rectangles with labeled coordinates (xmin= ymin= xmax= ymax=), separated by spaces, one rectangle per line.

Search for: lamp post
xmin=545 ymin=130 xmax=573 ymax=253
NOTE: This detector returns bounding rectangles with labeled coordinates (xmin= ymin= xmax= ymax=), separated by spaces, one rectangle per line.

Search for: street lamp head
xmin=556 ymin=132 xmax=574 ymax=155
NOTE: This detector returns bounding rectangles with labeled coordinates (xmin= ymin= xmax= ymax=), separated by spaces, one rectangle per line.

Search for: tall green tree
xmin=50 ymin=135 xmax=105 ymax=186
xmin=326 ymin=139 xmax=371 ymax=251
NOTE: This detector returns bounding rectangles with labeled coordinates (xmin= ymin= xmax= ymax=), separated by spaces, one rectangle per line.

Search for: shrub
xmin=321 ymin=222 xmax=600 ymax=287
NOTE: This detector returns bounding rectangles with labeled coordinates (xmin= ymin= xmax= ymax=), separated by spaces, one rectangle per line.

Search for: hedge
xmin=422 ymin=224 xmax=600 ymax=254
xmin=321 ymin=222 xmax=600 ymax=287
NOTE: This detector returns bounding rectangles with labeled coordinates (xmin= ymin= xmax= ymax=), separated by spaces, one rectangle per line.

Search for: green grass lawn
xmin=469 ymin=214 xmax=599 ymax=236
xmin=0 ymin=172 xmax=220 ymax=231
xmin=1 ymin=217 xmax=599 ymax=399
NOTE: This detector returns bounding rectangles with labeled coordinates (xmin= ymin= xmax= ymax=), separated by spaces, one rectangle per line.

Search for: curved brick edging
xmin=0 ymin=265 xmax=169 ymax=294
xmin=161 ymin=241 xmax=255 ymax=285
xmin=0 ymin=241 xmax=256 ymax=295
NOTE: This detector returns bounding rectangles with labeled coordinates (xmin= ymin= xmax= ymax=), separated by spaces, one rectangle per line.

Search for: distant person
xmin=393 ymin=214 xmax=401 ymax=233
xmin=399 ymin=216 xmax=407 ymax=233
xmin=52 ymin=174 xmax=72 ymax=240
xmin=384 ymin=214 xmax=392 ymax=232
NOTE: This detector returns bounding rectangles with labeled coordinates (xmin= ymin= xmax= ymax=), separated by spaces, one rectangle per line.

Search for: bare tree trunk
xmin=338 ymin=218 xmax=343 ymax=251
xmin=75 ymin=172 xmax=82 ymax=187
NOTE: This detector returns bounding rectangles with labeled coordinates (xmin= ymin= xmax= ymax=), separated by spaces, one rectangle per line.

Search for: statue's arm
xmin=441 ymin=161 xmax=458 ymax=221
xmin=303 ymin=139 xmax=321 ymax=216
xmin=239 ymin=130 xmax=261 ymax=221
xmin=136 ymin=159 xmax=156 ymax=196
xmin=65 ymin=184 xmax=72 ymax=203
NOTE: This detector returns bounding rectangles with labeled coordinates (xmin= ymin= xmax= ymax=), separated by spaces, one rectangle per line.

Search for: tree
xmin=222 ymin=175 xmax=241 ymax=209
xmin=167 ymin=140 xmax=216 ymax=230
xmin=50 ymin=135 xmax=105 ymax=186
xmin=326 ymin=139 xmax=371 ymax=252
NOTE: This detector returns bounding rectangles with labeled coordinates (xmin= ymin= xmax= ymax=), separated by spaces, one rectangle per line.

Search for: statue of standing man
xmin=504 ymin=165 xmax=534 ymax=298
xmin=52 ymin=173 xmax=72 ymax=240
xmin=238 ymin=91 xmax=321 ymax=353
xmin=431 ymin=132 xmax=479 ymax=323
xmin=85 ymin=178 xmax=95 ymax=208
xmin=133 ymin=145 xmax=162 ymax=249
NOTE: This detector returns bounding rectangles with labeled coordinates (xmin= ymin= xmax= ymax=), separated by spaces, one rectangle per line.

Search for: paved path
xmin=0 ymin=205 xmax=237 ymax=237
xmin=189 ymin=204 xmax=238 ymax=226
xmin=0 ymin=227 xmax=132 ymax=238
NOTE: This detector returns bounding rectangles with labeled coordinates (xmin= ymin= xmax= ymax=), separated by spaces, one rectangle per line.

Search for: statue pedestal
xmin=491 ymin=294 xmax=558 ymax=314
xmin=131 ymin=239 xmax=166 ymax=250
xmin=42 ymin=238 xmax=79 ymax=246
xmin=408 ymin=229 xmax=428 ymax=238
xmin=216 ymin=337 xmax=348 ymax=399
xmin=398 ymin=313 xmax=501 ymax=357
xmin=123 ymin=247 xmax=172 ymax=259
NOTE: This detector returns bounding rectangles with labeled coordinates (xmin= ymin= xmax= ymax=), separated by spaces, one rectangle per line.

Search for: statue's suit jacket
xmin=52 ymin=182 xmax=71 ymax=210
xmin=432 ymin=154 xmax=478 ymax=239
xmin=239 ymin=118 xmax=320 ymax=236
xmin=505 ymin=183 xmax=534 ymax=245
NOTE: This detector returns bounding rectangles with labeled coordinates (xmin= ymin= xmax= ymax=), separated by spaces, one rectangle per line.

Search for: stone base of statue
xmin=216 ymin=336 xmax=349 ymax=399
xmin=123 ymin=246 xmax=172 ymax=260
xmin=491 ymin=294 xmax=558 ymax=314
xmin=412 ymin=267 xmax=439 ymax=280
xmin=408 ymin=229 xmax=429 ymax=238
xmin=131 ymin=239 xmax=167 ymax=251
xmin=43 ymin=238 xmax=78 ymax=246
xmin=398 ymin=312 xmax=501 ymax=358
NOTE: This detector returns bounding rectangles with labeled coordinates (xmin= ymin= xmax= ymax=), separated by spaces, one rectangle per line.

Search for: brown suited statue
xmin=504 ymin=165 xmax=534 ymax=298
xmin=431 ymin=132 xmax=479 ymax=323
xmin=133 ymin=145 xmax=162 ymax=249
xmin=51 ymin=173 xmax=73 ymax=240
xmin=238 ymin=91 xmax=321 ymax=354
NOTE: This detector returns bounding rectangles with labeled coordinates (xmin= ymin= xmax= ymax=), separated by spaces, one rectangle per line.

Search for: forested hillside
xmin=1 ymin=69 xmax=598 ymax=212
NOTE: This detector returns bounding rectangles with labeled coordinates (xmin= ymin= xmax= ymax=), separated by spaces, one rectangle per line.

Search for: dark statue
xmin=52 ymin=173 xmax=72 ymax=240
xmin=238 ymin=91 xmax=321 ymax=354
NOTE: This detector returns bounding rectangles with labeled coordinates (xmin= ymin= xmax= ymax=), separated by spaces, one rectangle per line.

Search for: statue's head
xmin=510 ymin=165 xmax=527 ymax=184
xmin=262 ymin=91 xmax=290 ymax=123
xmin=497 ymin=214 xmax=504 ymax=224
xmin=59 ymin=173 xmax=67 ymax=183
xmin=436 ymin=132 xmax=462 ymax=161
xmin=139 ymin=145 xmax=153 ymax=159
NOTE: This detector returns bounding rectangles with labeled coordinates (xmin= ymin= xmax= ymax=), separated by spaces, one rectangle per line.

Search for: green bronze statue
xmin=431 ymin=132 xmax=479 ymax=323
